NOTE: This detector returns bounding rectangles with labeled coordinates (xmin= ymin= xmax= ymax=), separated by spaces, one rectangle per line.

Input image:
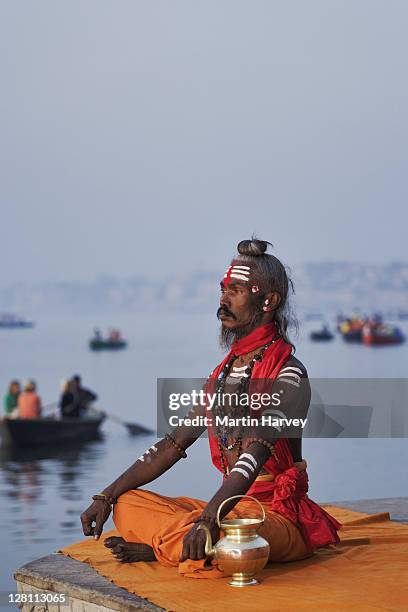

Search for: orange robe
xmin=113 ymin=471 xmax=311 ymax=579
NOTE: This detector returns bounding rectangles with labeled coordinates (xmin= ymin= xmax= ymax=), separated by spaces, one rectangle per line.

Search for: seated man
xmin=70 ymin=374 xmax=98 ymax=417
xmin=80 ymin=238 xmax=341 ymax=578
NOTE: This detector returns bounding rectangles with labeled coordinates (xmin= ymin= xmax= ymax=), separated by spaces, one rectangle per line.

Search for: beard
xmin=219 ymin=304 xmax=264 ymax=350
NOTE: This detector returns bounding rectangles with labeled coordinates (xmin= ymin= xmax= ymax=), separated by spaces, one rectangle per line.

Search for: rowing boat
xmin=89 ymin=339 xmax=127 ymax=351
xmin=0 ymin=413 xmax=105 ymax=448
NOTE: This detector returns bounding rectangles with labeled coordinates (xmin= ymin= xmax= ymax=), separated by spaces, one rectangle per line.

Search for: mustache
xmin=217 ymin=306 xmax=237 ymax=320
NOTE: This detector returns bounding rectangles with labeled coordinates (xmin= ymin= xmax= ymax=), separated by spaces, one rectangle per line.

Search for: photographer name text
xmin=167 ymin=414 xmax=308 ymax=429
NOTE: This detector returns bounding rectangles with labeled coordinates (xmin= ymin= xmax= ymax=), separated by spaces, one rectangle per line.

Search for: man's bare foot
xmin=104 ymin=536 xmax=156 ymax=563
xmin=104 ymin=536 xmax=125 ymax=549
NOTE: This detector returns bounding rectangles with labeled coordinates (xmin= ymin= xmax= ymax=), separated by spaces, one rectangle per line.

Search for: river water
xmin=0 ymin=313 xmax=407 ymax=592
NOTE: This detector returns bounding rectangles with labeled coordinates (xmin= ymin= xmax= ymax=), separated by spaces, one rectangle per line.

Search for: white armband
xmin=230 ymin=466 xmax=250 ymax=479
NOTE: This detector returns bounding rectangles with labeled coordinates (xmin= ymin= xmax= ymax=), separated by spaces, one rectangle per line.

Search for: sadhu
xmin=80 ymin=238 xmax=340 ymax=578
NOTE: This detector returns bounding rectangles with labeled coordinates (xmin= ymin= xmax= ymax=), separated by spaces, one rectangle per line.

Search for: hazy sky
xmin=1 ymin=1 xmax=407 ymax=286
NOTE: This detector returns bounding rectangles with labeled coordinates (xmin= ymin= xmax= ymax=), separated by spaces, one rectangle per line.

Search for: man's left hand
xmin=179 ymin=521 xmax=220 ymax=561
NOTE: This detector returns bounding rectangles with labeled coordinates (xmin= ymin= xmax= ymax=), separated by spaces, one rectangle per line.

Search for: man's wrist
xmin=93 ymin=492 xmax=117 ymax=506
xmin=194 ymin=514 xmax=217 ymax=528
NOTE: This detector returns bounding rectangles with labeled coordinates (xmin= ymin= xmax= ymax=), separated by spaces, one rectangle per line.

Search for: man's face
xmin=217 ymin=280 xmax=258 ymax=330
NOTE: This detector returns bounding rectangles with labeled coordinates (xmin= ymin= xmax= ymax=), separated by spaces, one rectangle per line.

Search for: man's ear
xmin=265 ymin=292 xmax=281 ymax=311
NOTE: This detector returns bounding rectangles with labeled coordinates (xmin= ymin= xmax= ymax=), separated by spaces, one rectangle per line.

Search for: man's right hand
xmin=80 ymin=500 xmax=112 ymax=540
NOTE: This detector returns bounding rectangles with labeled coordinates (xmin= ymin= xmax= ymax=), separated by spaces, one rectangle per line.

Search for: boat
xmin=310 ymin=326 xmax=334 ymax=341
xmin=362 ymin=323 xmax=405 ymax=346
xmin=339 ymin=317 xmax=366 ymax=342
xmin=0 ymin=314 xmax=34 ymax=328
xmin=89 ymin=338 xmax=127 ymax=351
xmin=0 ymin=413 xmax=105 ymax=448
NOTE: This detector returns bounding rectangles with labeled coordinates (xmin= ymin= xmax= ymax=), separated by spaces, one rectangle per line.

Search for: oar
xmin=89 ymin=406 xmax=153 ymax=435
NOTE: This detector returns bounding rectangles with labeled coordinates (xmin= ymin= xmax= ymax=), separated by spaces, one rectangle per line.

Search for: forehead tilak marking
xmin=223 ymin=262 xmax=251 ymax=285
xmin=222 ymin=262 xmax=260 ymax=293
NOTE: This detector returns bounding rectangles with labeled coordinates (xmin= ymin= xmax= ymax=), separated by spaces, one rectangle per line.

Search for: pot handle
xmin=216 ymin=494 xmax=266 ymax=528
xmin=196 ymin=523 xmax=215 ymax=557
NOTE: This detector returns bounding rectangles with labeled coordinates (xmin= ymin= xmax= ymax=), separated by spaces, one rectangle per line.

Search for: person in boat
xmin=70 ymin=375 xmax=98 ymax=417
xmin=3 ymin=380 xmax=21 ymax=417
xmin=18 ymin=380 xmax=42 ymax=419
xmin=93 ymin=328 xmax=103 ymax=342
xmin=109 ymin=328 xmax=121 ymax=343
xmin=80 ymin=239 xmax=340 ymax=577
xmin=59 ymin=379 xmax=77 ymax=418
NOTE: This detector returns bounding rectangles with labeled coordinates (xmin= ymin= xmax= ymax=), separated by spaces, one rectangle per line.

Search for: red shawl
xmin=207 ymin=322 xmax=341 ymax=552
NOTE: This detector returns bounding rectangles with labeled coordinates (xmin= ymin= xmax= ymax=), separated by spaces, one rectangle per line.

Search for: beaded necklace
xmin=213 ymin=334 xmax=280 ymax=477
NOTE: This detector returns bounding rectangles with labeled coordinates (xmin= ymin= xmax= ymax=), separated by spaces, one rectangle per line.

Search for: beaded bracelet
xmin=92 ymin=493 xmax=117 ymax=506
xmin=165 ymin=433 xmax=187 ymax=458
xmin=244 ymin=437 xmax=276 ymax=456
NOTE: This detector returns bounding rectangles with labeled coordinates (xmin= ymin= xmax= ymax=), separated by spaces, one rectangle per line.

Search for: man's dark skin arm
xmin=179 ymin=440 xmax=270 ymax=561
xmin=80 ymin=409 xmax=207 ymax=539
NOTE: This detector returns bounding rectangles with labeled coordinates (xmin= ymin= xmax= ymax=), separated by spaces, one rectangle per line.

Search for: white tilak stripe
xmin=229 ymin=372 xmax=248 ymax=378
xmin=278 ymin=378 xmax=300 ymax=388
xmin=232 ymin=270 xmax=250 ymax=276
xmin=280 ymin=366 xmax=303 ymax=375
xmin=277 ymin=372 xmax=301 ymax=382
xmin=230 ymin=273 xmax=249 ymax=281
xmin=138 ymin=455 xmax=145 ymax=461
xmin=232 ymin=365 xmax=248 ymax=371
xmin=232 ymin=265 xmax=250 ymax=270
xmin=236 ymin=459 xmax=255 ymax=472
xmin=239 ymin=453 xmax=258 ymax=468
xmin=231 ymin=467 xmax=250 ymax=479
xmin=150 ymin=446 xmax=158 ymax=452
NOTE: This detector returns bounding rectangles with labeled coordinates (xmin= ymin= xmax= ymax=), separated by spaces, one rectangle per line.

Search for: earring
xmin=263 ymin=299 xmax=273 ymax=312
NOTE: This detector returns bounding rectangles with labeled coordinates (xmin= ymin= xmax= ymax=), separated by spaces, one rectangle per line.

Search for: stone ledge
xmin=14 ymin=553 xmax=163 ymax=611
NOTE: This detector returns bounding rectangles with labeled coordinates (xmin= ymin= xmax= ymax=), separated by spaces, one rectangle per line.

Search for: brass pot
xmin=198 ymin=495 xmax=270 ymax=587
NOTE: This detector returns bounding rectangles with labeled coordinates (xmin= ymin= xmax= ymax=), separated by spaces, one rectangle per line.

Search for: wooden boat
xmin=0 ymin=413 xmax=105 ymax=448
xmin=89 ymin=339 xmax=127 ymax=351
xmin=0 ymin=315 xmax=34 ymax=328
xmin=310 ymin=326 xmax=334 ymax=341
xmin=362 ymin=323 xmax=405 ymax=346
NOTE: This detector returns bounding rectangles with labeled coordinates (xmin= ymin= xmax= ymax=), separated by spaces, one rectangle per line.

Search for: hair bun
xmin=237 ymin=238 xmax=271 ymax=257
